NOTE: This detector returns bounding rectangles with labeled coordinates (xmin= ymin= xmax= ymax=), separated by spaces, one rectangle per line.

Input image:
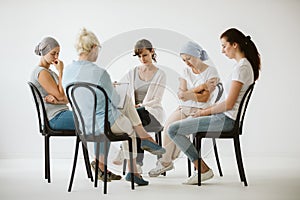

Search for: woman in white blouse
xmin=113 ymin=39 xmax=167 ymax=171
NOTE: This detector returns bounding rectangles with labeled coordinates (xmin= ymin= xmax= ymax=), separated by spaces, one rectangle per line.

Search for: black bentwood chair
xmin=193 ymin=83 xmax=255 ymax=186
xmin=188 ymin=82 xmax=224 ymax=177
xmin=28 ymin=82 xmax=93 ymax=183
xmin=66 ymin=82 xmax=135 ymax=194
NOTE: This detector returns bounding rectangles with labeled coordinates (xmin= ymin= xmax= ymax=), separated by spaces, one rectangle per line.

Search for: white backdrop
xmin=0 ymin=0 xmax=299 ymax=159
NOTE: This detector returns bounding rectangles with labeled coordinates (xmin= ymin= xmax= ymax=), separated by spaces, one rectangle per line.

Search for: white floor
xmin=1 ymin=154 xmax=300 ymax=200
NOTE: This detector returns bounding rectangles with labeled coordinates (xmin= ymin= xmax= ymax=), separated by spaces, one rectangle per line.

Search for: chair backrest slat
xmin=214 ymin=82 xmax=224 ymax=103
xmin=234 ymin=83 xmax=255 ymax=135
xmin=28 ymin=82 xmax=49 ymax=134
xmin=66 ymin=82 xmax=111 ymax=141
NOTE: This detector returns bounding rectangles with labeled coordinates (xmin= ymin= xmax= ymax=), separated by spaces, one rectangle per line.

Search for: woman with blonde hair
xmin=63 ymin=28 xmax=166 ymax=185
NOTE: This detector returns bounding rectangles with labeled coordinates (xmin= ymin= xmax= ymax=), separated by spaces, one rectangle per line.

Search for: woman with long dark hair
xmin=168 ymin=28 xmax=261 ymax=185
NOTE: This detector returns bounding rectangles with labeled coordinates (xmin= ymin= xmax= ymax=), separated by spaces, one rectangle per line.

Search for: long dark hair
xmin=220 ymin=28 xmax=261 ymax=81
xmin=133 ymin=39 xmax=157 ymax=62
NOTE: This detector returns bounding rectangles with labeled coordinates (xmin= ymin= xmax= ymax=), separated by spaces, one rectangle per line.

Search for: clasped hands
xmin=189 ymin=109 xmax=204 ymax=118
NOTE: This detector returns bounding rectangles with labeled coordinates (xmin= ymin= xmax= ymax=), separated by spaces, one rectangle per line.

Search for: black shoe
xmin=91 ymin=161 xmax=122 ymax=181
xmin=125 ymin=173 xmax=149 ymax=186
xmin=108 ymin=171 xmax=122 ymax=180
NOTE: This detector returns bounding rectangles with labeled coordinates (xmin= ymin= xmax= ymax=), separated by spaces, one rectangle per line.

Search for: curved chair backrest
xmin=233 ymin=83 xmax=255 ymax=135
xmin=66 ymin=82 xmax=120 ymax=142
xmin=214 ymin=82 xmax=224 ymax=103
xmin=28 ymin=81 xmax=50 ymax=135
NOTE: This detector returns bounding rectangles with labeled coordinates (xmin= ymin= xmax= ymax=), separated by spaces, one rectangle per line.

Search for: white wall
xmin=0 ymin=0 xmax=299 ymax=159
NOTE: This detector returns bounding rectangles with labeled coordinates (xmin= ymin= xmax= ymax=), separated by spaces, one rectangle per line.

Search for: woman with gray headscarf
xmin=30 ymin=37 xmax=75 ymax=130
xmin=148 ymin=41 xmax=220 ymax=177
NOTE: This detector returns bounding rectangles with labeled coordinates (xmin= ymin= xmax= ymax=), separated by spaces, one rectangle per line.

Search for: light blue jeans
xmin=49 ymin=110 xmax=75 ymax=130
xmin=168 ymin=113 xmax=235 ymax=162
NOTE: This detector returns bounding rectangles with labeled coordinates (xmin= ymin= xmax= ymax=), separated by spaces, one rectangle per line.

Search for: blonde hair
xmin=75 ymin=27 xmax=100 ymax=55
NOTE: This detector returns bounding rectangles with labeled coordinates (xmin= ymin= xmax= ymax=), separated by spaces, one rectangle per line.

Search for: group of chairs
xmin=28 ymin=81 xmax=255 ymax=194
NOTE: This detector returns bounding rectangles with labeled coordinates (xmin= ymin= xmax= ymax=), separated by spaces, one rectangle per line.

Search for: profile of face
xmin=221 ymin=37 xmax=237 ymax=59
xmin=44 ymin=46 xmax=60 ymax=64
xmin=181 ymin=53 xmax=201 ymax=73
xmin=137 ymin=48 xmax=154 ymax=65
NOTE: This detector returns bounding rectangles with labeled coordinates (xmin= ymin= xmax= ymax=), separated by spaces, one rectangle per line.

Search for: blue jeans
xmin=168 ymin=113 xmax=235 ymax=162
xmin=50 ymin=110 xmax=109 ymax=156
xmin=49 ymin=110 xmax=75 ymax=130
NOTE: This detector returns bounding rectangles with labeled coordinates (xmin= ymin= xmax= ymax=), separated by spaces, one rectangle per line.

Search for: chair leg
xmin=197 ymin=138 xmax=202 ymax=186
xmin=128 ymin=138 xmax=135 ymax=190
xmin=233 ymin=137 xmax=243 ymax=182
xmin=187 ymin=158 xmax=191 ymax=177
xmin=44 ymin=136 xmax=48 ymax=180
xmin=187 ymin=137 xmax=197 ymax=177
xmin=155 ymin=131 xmax=162 ymax=159
xmin=45 ymin=136 xmax=51 ymax=183
xmin=122 ymin=159 xmax=127 ymax=175
xmin=233 ymin=137 xmax=248 ymax=186
xmin=212 ymin=138 xmax=223 ymax=177
xmin=103 ymin=140 xmax=109 ymax=194
xmin=81 ymin=141 xmax=93 ymax=182
xmin=156 ymin=131 xmax=166 ymax=176
xmin=156 ymin=131 xmax=163 ymax=146
xmin=68 ymin=137 xmax=80 ymax=192
xmin=94 ymin=143 xmax=100 ymax=188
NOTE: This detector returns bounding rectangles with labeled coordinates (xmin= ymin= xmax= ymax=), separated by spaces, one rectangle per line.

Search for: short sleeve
xmin=232 ymin=65 xmax=251 ymax=84
xmin=206 ymin=66 xmax=220 ymax=80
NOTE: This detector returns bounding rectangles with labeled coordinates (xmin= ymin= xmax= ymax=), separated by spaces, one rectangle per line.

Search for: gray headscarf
xmin=180 ymin=41 xmax=209 ymax=61
xmin=34 ymin=37 xmax=59 ymax=56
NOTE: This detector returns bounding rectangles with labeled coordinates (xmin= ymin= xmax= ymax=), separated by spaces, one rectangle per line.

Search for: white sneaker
xmin=182 ymin=169 xmax=214 ymax=185
xmin=148 ymin=161 xmax=174 ymax=177
xmin=112 ymin=148 xmax=124 ymax=165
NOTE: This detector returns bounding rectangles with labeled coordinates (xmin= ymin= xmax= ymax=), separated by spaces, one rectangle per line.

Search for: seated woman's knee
xmin=167 ymin=122 xmax=180 ymax=139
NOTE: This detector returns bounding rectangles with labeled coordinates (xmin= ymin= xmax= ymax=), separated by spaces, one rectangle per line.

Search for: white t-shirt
xmin=224 ymin=58 xmax=254 ymax=120
xmin=180 ymin=65 xmax=219 ymax=108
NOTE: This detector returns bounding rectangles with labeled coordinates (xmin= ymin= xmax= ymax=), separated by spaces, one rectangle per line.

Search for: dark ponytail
xmin=220 ymin=28 xmax=261 ymax=81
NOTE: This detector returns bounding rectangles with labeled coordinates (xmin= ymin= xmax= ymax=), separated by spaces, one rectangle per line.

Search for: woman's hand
xmin=178 ymin=90 xmax=191 ymax=101
xmin=112 ymin=81 xmax=118 ymax=88
xmin=190 ymin=109 xmax=207 ymax=118
xmin=177 ymin=90 xmax=184 ymax=100
xmin=191 ymin=109 xmax=201 ymax=118
xmin=44 ymin=95 xmax=58 ymax=104
xmin=52 ymin=59 xmax=64 ymax=72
